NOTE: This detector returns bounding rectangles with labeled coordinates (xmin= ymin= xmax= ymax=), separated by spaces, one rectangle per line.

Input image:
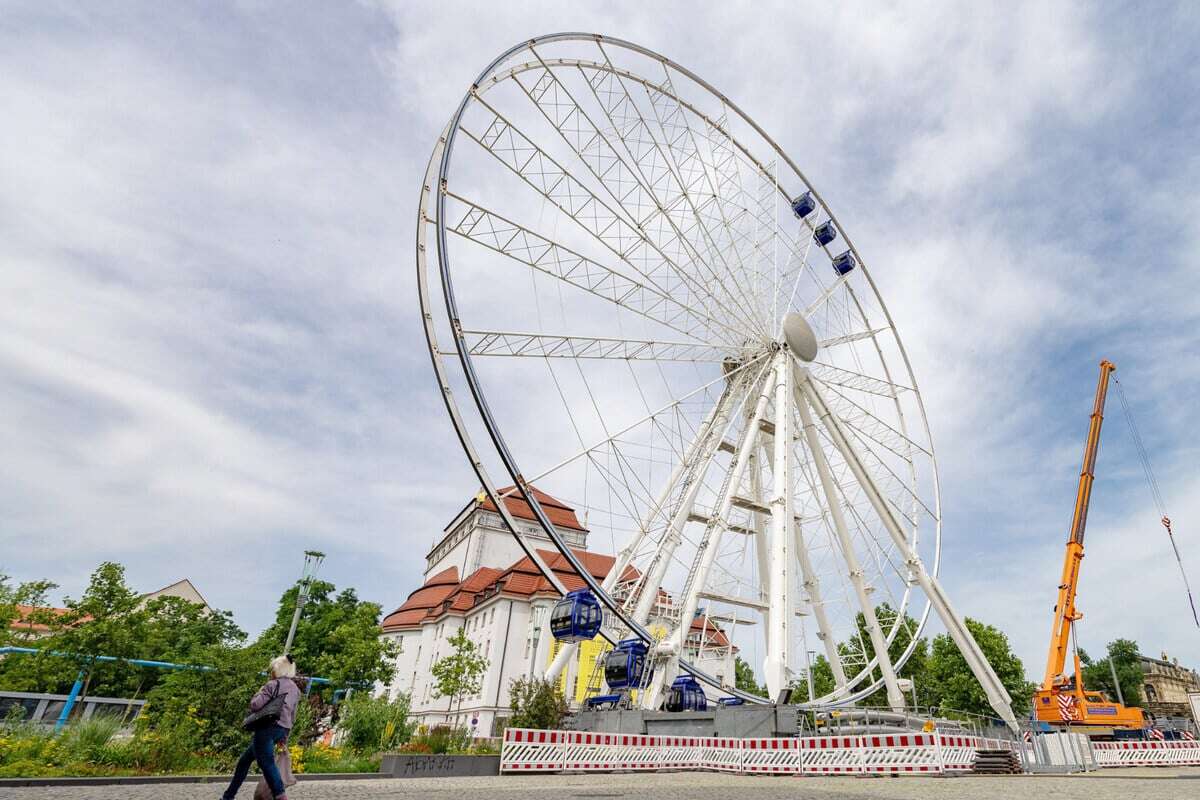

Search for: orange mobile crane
xmin=1033 ymin=360 xmax=1145 ymax=731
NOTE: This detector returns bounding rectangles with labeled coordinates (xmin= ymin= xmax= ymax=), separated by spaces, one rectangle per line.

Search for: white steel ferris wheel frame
xmin=415 ymin=32 xmax=1017 ymax=729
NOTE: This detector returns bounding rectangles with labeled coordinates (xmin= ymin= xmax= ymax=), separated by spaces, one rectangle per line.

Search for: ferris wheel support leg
xmin=794 ymin=376 xmax=905 ymax=712
xmin=764 ymin=356 xmax=795 ymax=700
xmin=545 ymin=384 xmax=737 ymax=683
xmin=642 ymin=354 xmax=780 ymax=709
xmin=799 ymin=372 xmax=1018 ymax=731
xmin=631 ymin=369 xmax=750 ymax=627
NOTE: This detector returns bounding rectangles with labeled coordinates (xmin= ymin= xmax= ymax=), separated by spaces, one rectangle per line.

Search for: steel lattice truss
xmin=415 ymin=33 xmax=1018 ymax=730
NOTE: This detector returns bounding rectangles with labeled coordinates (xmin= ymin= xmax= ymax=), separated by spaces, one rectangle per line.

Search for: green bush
xmin=508 ymin=677 xmax=568 ymax=730
xmin=407 ymin=725 xmax=472 ymax=754
xmin=336 ymin=692 xmax=414 ymax=752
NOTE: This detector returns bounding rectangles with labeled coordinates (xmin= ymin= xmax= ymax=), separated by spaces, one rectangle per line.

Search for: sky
xmin=2 ymin=1 xmax=1199 ymax=685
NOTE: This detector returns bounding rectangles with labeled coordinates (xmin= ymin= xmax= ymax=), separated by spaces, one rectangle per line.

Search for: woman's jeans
xmin=222 ymin=724 xmax=288 ymax=799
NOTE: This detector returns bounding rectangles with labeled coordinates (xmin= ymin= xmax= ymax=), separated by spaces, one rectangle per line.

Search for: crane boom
xmin=1042 ymin=359 xmax=1115 ymax=689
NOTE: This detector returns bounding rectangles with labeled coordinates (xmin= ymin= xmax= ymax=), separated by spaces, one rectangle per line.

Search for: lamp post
xmin=284 ymin=550 xmax=325 ymax=656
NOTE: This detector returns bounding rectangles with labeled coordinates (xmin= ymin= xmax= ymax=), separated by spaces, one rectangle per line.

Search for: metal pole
xmin=805 ymin=650 xmax=816 ymax=704
xmin=1108 ymin=657 xmax=1125 ymax=706
xmin=54 ymin=670 xmax=85 ymax=733
xmin=284 ymin=550 xmax=325 ymax=656
xmin=284 ymin=594 xmax=306 ymax=656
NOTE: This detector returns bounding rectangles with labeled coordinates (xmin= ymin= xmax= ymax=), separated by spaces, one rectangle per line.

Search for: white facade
xmin=378 ymin=489 xmax=736 ymax=735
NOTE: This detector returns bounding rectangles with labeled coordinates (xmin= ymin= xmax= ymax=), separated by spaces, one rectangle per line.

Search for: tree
xmin=925 ymin=617 xmax=1035 ymax=718
xmin=508 ymin=676 xmax=568 ymax=730
xmin=42 ymin=562 xmax=148 ymax=710
xmin=431 ymin=627 xmax=489 ymax=717
xmin=0 ymin=572 xmax=59 ymax=647
xmin=1082 ymin=638 xmax=1143 ymax=707
xmin=788 ymin=654 xmax=836 ymax=702
xmin=839 ymin=603 xmax=929 ymax=709
xmin=255 ymin=580 xmax=396 ymax=689
xmin=734 ymin=656 xmax=765 ymax=697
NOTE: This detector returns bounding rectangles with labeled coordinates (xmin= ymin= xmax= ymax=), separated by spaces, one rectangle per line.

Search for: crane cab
xmin=549 ymin=589 xmax=603 ymax=642
xmin=604 ymin=638 xmax=649 ymax=690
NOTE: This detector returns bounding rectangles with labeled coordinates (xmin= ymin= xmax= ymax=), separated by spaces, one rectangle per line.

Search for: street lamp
xmin=284 ymin=550 xmax=326 ymax=656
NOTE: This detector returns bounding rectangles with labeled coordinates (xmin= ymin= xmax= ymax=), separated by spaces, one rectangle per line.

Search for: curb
xmin=0 ymin=773 xmax=391 ymax=788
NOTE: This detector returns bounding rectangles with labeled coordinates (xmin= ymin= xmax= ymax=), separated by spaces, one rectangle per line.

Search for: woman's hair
xmin=269 ymin=654 xmax=297 ymax=679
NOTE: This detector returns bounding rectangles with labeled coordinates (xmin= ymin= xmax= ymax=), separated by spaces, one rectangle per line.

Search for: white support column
xmin=764 ymin=356 xmax=793 ymax=699
xmin=749 ymin=449 xmax=771 ymax=643
xmin=642 ymin=355 xmax=780 ymax=708
xmin=544 ymin=384 xmax=735 ymax=681
xmin=795 ymin=374 xmax=905 ymax=712
xmin=799 ymin=371 xmax=1018 ymax=730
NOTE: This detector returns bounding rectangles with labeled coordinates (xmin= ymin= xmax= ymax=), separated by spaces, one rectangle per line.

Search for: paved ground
xmin=4 ymin=770 xmax=1199 ymax=800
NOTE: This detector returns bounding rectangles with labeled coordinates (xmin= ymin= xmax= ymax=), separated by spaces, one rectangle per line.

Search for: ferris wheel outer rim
xmin=424 ymin=31 xmax=941 ymax=707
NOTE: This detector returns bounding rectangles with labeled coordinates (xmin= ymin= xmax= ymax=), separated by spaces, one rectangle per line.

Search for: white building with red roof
xmin=379 ymin=486 xmax=735 ymax=735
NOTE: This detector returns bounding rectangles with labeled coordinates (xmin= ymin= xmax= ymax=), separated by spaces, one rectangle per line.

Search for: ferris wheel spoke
xmin=520 ymin=352 xmax=771 ymax=508
xmin=460 ymin=105 xmax=742 ymax=338
xmin=511 ymin=56 xmax=763 ymax=338
xmin=445 ymin=193 xmax=740 ymax=345
xmin=816 ymin=379 xmax=928 ymax=459
xmin=818 ymin=328 xmax=890 ymax=350
xmin=809 ymin=362 xmax=912 ymax=399
xmin=819 ymin=421 xmax=933 ymax=528
xmin=453 ymin=329 xmax=745 ymax=362
xmin=585 ymin=51 xmax=771 ymax=337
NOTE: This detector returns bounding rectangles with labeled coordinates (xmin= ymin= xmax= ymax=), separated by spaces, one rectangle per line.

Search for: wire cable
xmin=1113 ymin=376 xmax=1199 ymax=627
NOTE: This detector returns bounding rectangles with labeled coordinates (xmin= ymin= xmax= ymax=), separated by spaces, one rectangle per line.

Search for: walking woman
xmin=221 ymin=655 xmax=301 ymax=800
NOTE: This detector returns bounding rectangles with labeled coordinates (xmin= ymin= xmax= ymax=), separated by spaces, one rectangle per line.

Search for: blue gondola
xmin=604 ymin=638 xmax=649 ymax=690
xmin=665 ymin=675 xmax=707 ymax=712
xmin=550 ymin=588 xmax=603 ymax=642
xmin=831 ymin=250 xmax=856 ymax=276
xmin=717 ymin=696 xmax=745 ymax=706
xmin=790 ymin=191 xmax=816 ymax=219
xmin=813 ymin=221 xmax=838 ymax=246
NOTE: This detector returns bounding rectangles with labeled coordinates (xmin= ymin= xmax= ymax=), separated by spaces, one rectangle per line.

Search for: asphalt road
xmin=3 ymin=770 xmax=1198 ymax=800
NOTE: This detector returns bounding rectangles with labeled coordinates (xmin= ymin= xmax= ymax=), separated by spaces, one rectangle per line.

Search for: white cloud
xmin=1 ymin=2 xmax=1197 ymax=686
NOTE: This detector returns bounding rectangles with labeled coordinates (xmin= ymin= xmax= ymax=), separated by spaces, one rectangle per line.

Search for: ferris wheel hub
xmin=782 ymin=312 xmax=819 ymax=361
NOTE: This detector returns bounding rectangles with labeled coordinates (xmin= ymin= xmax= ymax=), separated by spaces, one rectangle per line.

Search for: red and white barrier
xmin=741 ymin=737 xmax=801 ymax=774
xmin=1093 ymin=740 xmax=1200 ymax=767
xmin=501 ymin=728 xmax=568 ymax=771
xmin=861 ymin=733 xmax=944 ymax=774
xmin=501 ymin=728 xmax=1017 ymax=776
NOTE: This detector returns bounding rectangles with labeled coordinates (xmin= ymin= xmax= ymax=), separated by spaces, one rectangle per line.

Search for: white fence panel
xmin=861 ymin=733 xmax=943 ymax=774
xmin=700 ymin=737 xmax=743 ymax=772
xmin=1093 ymin=740 xmax=1200 ymax=767
xmin=501 ymin=728 xmax=565 ymax=772
xmin=937 ymin=733 xmax=980 ymax=773
xmin=656 ymin=735 xmax=704 ymax=770
xmin=740 ymin=737 xmax=801 ymax=774
xmin=801 ymin=735 xmax=863 ymax=774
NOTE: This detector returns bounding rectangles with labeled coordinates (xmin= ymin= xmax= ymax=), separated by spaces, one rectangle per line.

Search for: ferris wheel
xmin=416 ymin=33 xmax=1016 ymax=728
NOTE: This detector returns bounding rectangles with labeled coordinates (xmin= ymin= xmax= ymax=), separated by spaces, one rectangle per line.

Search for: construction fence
xmin=503 ymin=728 xmax=1200 ymax=775
xmin=501 ymin=728 xmax=1012 ymax=775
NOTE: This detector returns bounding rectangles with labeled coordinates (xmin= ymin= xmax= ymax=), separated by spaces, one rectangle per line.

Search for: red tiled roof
xmin=689 ymin=615 xmax=731 ymax=648
xmin=478 ymin=485 xmax=588 ymax=532
xmin=7 ymin=604 xmax=73 ymax=634
xmin=382 ymin=546 xmax=639 ymax=632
